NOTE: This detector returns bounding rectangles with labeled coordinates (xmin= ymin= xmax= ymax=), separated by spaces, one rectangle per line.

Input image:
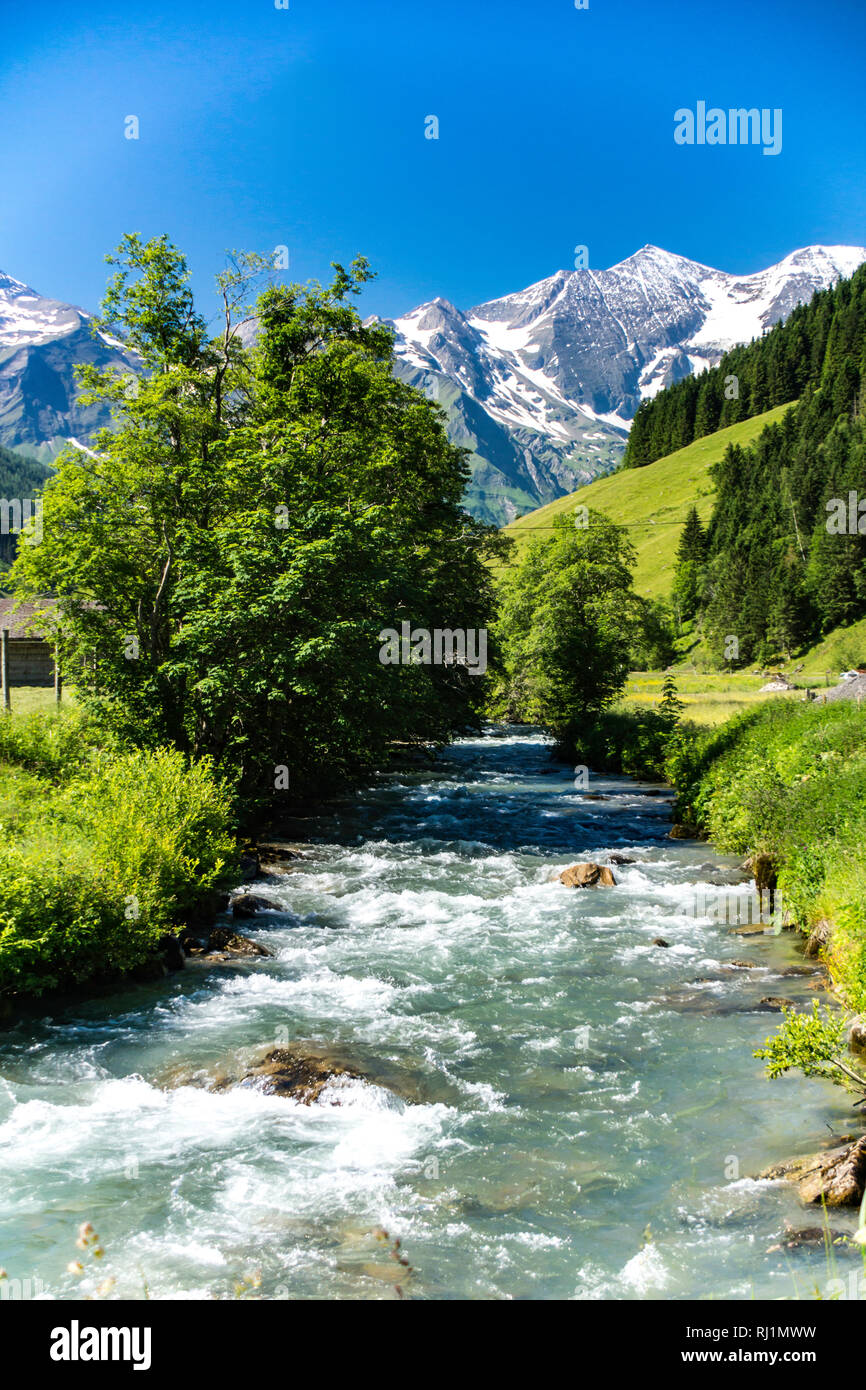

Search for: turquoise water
xmin=0 ymin=728 xmax=859 ymax=1300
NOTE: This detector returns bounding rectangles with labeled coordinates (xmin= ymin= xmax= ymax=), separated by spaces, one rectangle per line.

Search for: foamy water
xmin=0 ymin=729 xmax=857 ymax=1300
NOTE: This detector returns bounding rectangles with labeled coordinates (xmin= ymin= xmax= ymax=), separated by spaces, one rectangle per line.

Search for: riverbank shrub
xmin=0 ymin=727 xmax=237 ymax=999
xmin=668 ymin=699 xmax=866 ymax=1010
xmin=755 ymin=1001 xmax=866 ymax=1100
xmin=0 ymin=707 xmax=114 ymax=782
xmin=568 ymin=705 xmax=680 ymax=780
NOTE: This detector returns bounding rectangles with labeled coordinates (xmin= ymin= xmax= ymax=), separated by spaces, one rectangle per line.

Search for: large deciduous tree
xmin=491 ymin=512 xmax=639 ymax=743
xmin=13 ymin=235 xmax=505 ymax=807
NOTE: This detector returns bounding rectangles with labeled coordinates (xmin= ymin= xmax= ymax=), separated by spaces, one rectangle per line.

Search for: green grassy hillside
xmin=501 ymin=403 xmax=795 ymax=599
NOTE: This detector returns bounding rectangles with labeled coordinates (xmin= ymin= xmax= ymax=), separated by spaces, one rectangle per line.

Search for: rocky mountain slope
xmin=0 ymin=272 xmax=139 ymax=464
xmin=2 ymin=245 xmax=864 ymax=521
xmin=382 ymin=244 xmax=866 ymax=522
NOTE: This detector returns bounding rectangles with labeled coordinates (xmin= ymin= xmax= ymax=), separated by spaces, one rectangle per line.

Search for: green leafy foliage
xmin=630 ymin=597 xmax=677 ymax=669
xmin=0 ymin=726 xmax=237 ymax=999
xmin=669 ymin=699 xmax=866 ymax=1011
xmin=572 ymin=705 xmax=679 ymax=780
xmin=755 ymin=1001 xmax=866 ymax=1098
xmin=490 ymin=511 xmax=639 ymax=744
xmin=0 ymin=707 xmax=114 ymax=781
xmin=12 ymin=237 xmax=505 ymax=809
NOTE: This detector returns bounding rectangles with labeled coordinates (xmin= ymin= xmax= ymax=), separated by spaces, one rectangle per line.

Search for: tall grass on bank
xmin=0 ymin=710 xmax=238 ymax=1000
xmin=669 ymin=699 xmax=866 ymax=1011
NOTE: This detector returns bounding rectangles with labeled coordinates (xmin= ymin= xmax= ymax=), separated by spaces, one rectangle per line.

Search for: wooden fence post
xmin=1 ymin=629 xmax=10 ymax=711
xmin=54 ymin=642 xmax=62 ymax=704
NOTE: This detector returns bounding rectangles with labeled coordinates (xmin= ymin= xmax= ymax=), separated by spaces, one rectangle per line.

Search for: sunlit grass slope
xmin=501 ymin=403 xmax=796 ymax=599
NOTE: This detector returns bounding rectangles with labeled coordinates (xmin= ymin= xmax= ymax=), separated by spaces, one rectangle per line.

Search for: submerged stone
xmin=214 ymin=1042 xmax=459 ymax=1108
xmin=767 ymin=1226 xmax=851 ymax=1252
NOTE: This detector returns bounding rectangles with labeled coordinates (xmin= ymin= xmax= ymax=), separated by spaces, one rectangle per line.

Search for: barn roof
xmin=0 ymin=596 xmax=56 ymax=639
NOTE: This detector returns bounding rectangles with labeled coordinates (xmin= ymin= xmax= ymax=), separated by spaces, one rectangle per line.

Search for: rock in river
xmin=767 ymin=1226 xmax=852 ymax=1252
xmin=231 ymin=893 xmax=274 ymax=919
xmin=215 ymin=1043 xmax=462 ymax=1108
xmin=178 ymin=925 xmax=274 ymax=960
xmin=759 ymin=1135 xmax=866 ymax=1206
xmin=559 ymin=862 xmax=617 ymax=888
xmin=206 ymin=927 xmax=273 ymax=959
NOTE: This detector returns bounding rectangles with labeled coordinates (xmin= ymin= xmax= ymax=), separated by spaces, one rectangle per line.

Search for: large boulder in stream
xmin=559 ymin=862 xmax=617 ymax=888
xmin=231 ymin=893 xmax=274 ymax=919
xmin=759 ymin=1135 xmax=866 ymax=1206
xmin=237 ymin=1047 xmax=375 ymax=1104
xmin=209 ymin=1043 xmax=462 ymax=1108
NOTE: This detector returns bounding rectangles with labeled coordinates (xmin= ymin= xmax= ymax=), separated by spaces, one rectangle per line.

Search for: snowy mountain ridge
xmin=1 ymin=242 xmax=863 ymax=518
xmin=380 ymin=243 xmax=866 ymax=520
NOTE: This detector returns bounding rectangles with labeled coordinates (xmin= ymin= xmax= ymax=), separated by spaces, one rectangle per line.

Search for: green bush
xmin=755 ymin=1001 xmax=866 ymax=1099
xmin=0 ymin=744 xmax=238 ymax=999
xmin=572 ymin=705 xmax=678 ymax=780
xmin=0 ymin=707 xmax=116 ymax=783
xmin=0 ymin=849 xmax=151 ymax=996
xmin=570 ymin=680 xmax=688 ymax=782
xmin=58 ymin=747 xmax=238 ymax=926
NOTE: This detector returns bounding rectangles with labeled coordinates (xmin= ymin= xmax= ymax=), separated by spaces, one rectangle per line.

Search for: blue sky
xmin=2 ymin=0 xmax=865 ymax=324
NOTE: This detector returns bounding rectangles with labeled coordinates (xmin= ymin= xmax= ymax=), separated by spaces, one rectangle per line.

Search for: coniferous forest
xmin=624 ymin=263 xmax=866 ymax=470
xmin=655 ymin=265 xmax=866 ymax=662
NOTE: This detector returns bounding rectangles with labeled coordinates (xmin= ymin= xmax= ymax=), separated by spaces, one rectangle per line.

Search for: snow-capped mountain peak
xmin=0 ymin=272 xmax=139 ymax=463
xmin=380 ymin=242 xmax=866 ymax=521
xmin=0 ymin=271 xmax=92 ymax=347
xmin=1 ymin=242 xmax=864 ymax=516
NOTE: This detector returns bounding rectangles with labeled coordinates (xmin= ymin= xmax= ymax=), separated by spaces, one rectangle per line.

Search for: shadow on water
xmin=275 ymin=728 xmax=676 ymax=857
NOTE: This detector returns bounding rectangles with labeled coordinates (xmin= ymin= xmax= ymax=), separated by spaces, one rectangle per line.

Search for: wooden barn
xmin=0 ymin=597 xmax=60 ymax=699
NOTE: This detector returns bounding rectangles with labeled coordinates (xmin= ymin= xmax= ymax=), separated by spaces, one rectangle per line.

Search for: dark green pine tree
xmin=671 ymin=506 xmax=708 ymax=626
xmin=675 ymin=507 xmax=707 ymax=564
xmin=694 ymin=375 xmax=722 ymax=438
xmin=658 ymin=672 xmax=685 ymax=728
